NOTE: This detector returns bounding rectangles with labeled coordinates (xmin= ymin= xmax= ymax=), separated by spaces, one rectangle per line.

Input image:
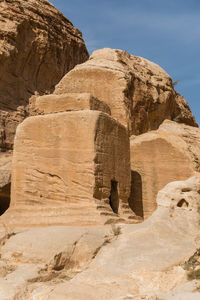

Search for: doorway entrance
xmin=109 ymin=180 xmax=119 ymax=214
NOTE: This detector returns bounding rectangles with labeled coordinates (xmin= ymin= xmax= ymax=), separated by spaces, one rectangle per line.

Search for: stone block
xmin=130 ymin=120 xmax=200 ymax=218
xmin=34 ymin=93 xmax=111 ymax=115
xmin=2 ymin=111 xmax=135 ymax=226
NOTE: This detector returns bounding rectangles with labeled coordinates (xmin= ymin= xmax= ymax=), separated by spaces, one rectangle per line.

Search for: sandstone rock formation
xmin=0 ymin=0 xmax=89 ymax=151
xmin=1 ymin=94 xmax=139 ymax=226
xmin=130 ymin=120 xmax=200 ymax=218
xmin=54 ymin=48 xmax=198 ymax=135
xmin=0 ymin=175 xmax=199 ymax=299
xmin=0 ymin=0 xmax=199 ymax=299
xmin=33 ymin=93 xmax=111 ymax=115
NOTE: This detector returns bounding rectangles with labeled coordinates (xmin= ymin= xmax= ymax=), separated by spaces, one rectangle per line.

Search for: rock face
xmin=33 ymin=93 xmax=111 ymax=115
xmin=1 ymin=95 xmax=138 ymax=226
xmin=130 ymin=120 xmax=200 ymax=218
xmin=0 ymin=175 xmax=199 ymax=299
xmin=54 ymin=48 xmax=198 ymax=136
xmin=0 ymin=0 xmax=89 ymax=151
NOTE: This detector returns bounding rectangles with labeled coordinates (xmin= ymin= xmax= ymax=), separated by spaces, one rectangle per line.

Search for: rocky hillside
xmin=0 ymin=0 xmax=89 ymax=150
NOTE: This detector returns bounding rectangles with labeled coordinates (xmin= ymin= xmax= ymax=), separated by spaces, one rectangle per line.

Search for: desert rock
xmin=33 ymin=93 xmax=111 ymax=115
xmin=0 ymin=175 xmax=199 ymax=299
xmin=1 ymin=109 xmax=138 ymax=226
xmin=130 ymin=120 xmax=200 ymax=217
xmin=54 ymin=48 xmax=198 ymax=135
xmin=0 ymin=0 xmax=89 ymax=150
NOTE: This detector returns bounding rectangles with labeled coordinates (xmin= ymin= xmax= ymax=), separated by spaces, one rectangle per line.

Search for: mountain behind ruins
xmin=0 ymin=1 xmax=199 ymax=299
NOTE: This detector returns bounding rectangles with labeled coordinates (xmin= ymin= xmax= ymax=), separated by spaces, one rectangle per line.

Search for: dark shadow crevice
xmin=128 ymin=170 xmax=144 ymax=218
xmin=109 ymin=180 xmax=119 ymax=214
xmin=0 ymin=183 xmax=11 ymax=215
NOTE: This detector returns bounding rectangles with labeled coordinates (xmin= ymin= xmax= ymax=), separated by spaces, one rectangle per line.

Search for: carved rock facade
xmin=1 ymin=94 xmax=139 ymax=226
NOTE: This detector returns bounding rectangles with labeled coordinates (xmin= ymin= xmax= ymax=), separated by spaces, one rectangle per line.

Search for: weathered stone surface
xmin=54 ymin=48 xmax=197 ymax=135
xmin=33 ymin=93 xmax=111 ymax=115
xmin=1 ymin=110 xmax=138 ymax=226
xmin=0 ymin=0 xmax=89 ymax=150
xmin=0 ymin=175 xmax=199 ymax=299
xmin=130 ymin=120 xmax=200 ymax=218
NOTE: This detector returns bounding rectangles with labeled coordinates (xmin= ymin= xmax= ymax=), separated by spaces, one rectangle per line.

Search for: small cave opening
xmin=0 ymin=183 xmax=11 ymax=215
xmin=109 ymin=180 xmax=119 ymax=214
xmin=177 ymin=199 xmax=189 ymax=208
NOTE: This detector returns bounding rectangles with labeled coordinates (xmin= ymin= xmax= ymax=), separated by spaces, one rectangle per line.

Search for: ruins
xmin=0 ymin=1 xmax=199 ymax=299
xmin=1 ymin=93 xmax=140 ymax=226
xmin=0 ymin=49 xmax=199 ymax=226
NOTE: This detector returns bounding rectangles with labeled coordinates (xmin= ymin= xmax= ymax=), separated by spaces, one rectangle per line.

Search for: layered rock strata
xmin=0 ymin=0 xmax=89 ymax=151
xmin=1 ymin=95 xmax=138 ymax=226
xmin=130 ymin=120 xmax=200 ymax=218
xmin=54 ymin=48 xmax=197 ymax=135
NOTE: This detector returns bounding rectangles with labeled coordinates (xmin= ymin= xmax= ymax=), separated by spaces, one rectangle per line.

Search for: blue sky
xmin=51 ymin=0 xmax=200 ymax=125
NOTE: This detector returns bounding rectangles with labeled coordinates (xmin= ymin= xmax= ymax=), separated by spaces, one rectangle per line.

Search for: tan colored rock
xmin=40 ymin=175 xmax=200 ymax=300
xmin=130 ymin=120 xmax=200 ymax=218
xmin=0 ymin=0 xmax=89 ymax=150
xmin=1 ymin=110 xmax=138 ymax=227
xmin=33 ymin=93 xmax=111 ymax=115
xmin=54 ymin=48 xmax=197 ymax=135
xmin=0 ymin=175 xmax=198 ymax=299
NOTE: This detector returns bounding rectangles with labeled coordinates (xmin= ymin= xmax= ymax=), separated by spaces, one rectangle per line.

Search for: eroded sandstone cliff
xmin=54 ymin=48 xmax=198 ymax=135
xmin=130 ymin=120 xmax=200 ymax=218
xmin=0 ymin=0 xmax=89 ymax=150
xmin=0 ymin=2 xmax=199 ymax=299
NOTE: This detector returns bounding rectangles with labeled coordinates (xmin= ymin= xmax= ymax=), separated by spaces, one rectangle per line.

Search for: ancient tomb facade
xmin=1 ymin=94 xmax=137 ymax=226
xmin=130 ymin=120 xmax=200 ymax=218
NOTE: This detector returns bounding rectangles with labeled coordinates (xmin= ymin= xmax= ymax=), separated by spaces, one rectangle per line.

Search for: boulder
xmin=1 ymin=110 xmax=138 ymax=227
xmin=54 ymin=48 xmax=197 ymax=136
xmin=130 ymin=120 xmax=200 ymax=218
xmin=0 ymin=0 xmax=89 ymax=150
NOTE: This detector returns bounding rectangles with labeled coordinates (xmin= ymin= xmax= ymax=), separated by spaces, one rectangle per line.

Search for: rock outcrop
xmin=1 ymin=94 xmax=139 ymax=226
xmin=0 ymin=0 xmax=89 ymax=151
xmin=0 ymin=175 xmax=199 ymax=299
xmin=130 ymin=120 xmax=200 ymax=218
xmin=54 ymin=48 xmax=198 ymax=135
xmin=0 ymin=0 xmax=199 ymax=299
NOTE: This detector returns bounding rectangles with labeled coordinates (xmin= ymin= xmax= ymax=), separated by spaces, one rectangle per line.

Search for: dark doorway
xmin=0 ymin=183 xmax=11 ymax=215
xmin=109 ymin=180 xmax=119 ymax=214
xmin=129 ymin=170 xmax=143 ymax=218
